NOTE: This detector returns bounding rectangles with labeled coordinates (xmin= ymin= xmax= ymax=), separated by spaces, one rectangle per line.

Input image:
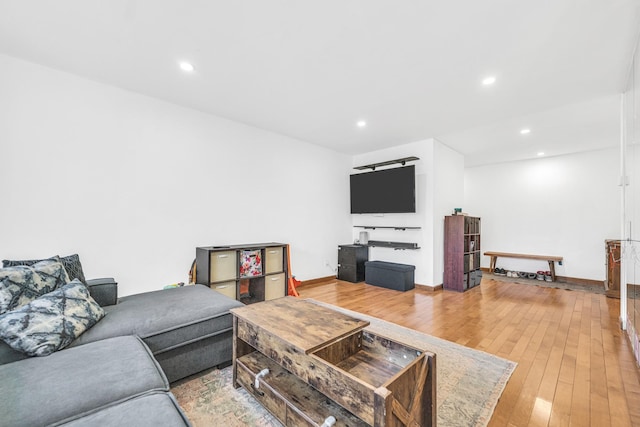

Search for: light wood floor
xmin=297 ymin=277 xmax=640 ymax=427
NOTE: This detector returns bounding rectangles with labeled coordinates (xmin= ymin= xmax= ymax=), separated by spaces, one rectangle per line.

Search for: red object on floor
xmin=287 ymin=244 xmax=301 ymax=297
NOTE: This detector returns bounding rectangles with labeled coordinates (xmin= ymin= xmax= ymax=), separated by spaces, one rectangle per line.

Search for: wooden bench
xmin=484 ymin=251 xmax=563 ymax=282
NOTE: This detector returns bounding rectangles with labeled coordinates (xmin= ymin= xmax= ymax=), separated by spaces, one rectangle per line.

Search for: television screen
xmin=350 ymin=165 xmax=415 ymax=214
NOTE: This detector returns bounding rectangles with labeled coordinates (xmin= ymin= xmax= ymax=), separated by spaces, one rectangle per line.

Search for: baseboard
xmin=416 ymin=283 xmax=443 ymax=292
xmin=299 ymin=276 xmax=338 ymax=287
xmin=299 ymin=276 xmax=443 ymax=292
xmin=625 ymin=283 xmax=640 ymax=300
xmin=554 ymin=276 xmax=604 ymax=289
xmin=484 ymin=267 xmax=605 ymax=291
xmin=300 ymin=271 xmax=606 ymax=294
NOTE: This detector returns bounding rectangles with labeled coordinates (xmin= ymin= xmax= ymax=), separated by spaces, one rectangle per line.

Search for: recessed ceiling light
xmin=482 ymin=76 xmax=496 ymax=85
xmin=520 ymin=128 xmax=531 ymax=135
xmin=537 ymin=152 xmax=545 ymax=156
xmin=179 ymin=61 xmax=195 ymax=72
xmin=357 ymin=120 xmax=367 ymax=128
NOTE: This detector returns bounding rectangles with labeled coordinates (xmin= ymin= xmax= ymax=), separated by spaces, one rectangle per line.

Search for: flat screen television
xmin=350 ymin=165 xmax=416 ymax=214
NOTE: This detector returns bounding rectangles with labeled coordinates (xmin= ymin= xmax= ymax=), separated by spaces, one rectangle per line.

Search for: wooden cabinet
xmin=444 ymin=215 xmax=482 ymax=292
xmin=337 ymin=245 xmax=368 ymax=282
xmin=196 ymin=243 xmax=288 ymax=304
xmin=605 ymin=239 xmax=621 ymax=299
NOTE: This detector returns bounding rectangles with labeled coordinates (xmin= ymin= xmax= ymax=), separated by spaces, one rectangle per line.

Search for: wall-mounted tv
xmin=350 ymin=165 xmax=416 ymax=214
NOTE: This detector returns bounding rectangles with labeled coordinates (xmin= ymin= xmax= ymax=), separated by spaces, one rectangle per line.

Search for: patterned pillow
xmin=0 ymin=280 xmax=105 ymax=356
xmin=1 ymin=256 xmax=58 ymax=267
xmin=3 ymin=254 xmax=87 ymax=284
xmin=0 ymin=260 xmax=70 ymax=314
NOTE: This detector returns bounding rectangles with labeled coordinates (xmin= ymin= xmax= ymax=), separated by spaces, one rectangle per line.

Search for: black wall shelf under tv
xmin=354 ymin=225 xmax=421 ymax=230
xmin=366 ymin=240 xmax=420 ymax=250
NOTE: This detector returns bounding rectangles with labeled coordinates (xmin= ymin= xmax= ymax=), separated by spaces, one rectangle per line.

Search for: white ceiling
xmin=0 ymin=1 xmax=638 ymax=166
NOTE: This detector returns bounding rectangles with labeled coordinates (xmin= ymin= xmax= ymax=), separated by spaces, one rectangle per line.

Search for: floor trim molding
xmin=300 ymin=276 xmax=338 ymax=286
xmin=481 ymin=267 xmax=604 ymax=290
xmin=417 ymin=283 xmax=443 ymax=292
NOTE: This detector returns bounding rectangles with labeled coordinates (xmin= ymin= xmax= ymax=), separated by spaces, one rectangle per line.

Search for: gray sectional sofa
xmin=0 ymin=275 xmax=243 ymax=426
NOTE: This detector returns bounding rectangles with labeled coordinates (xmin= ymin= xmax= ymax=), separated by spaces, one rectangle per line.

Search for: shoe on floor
xmin=544 ymin=271 xmax=553 ymax=282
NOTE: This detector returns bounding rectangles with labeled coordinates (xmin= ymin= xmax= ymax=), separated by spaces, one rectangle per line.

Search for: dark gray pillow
xmin=0 ymin=260 xmax=70 ymax=315
xmin=3 ymin=254 xmax=86 ymax=284
xmin=0 ymin=280 xmax=105 ymax=356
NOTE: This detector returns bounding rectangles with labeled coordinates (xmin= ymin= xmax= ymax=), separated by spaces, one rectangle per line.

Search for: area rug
xmin=172 ymin=300 xmax=516 ymax=427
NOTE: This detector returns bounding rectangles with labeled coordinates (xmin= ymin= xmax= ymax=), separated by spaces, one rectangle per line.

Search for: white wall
xmin=433 ymin=140 xmax=465 ymax=284
xmin=464 ymin=148 xmax=621 ymax=280
xmin=0 ymin=53 xmax=352 ymax=296
xmin=623 ymin=35 xmax=640 ymax=363
xmin=351 ymin=139 xmax=464 ymax=286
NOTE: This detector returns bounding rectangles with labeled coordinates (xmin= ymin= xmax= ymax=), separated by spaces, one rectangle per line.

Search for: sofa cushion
xmin=71 ymin=285 xmax=243 ymax=354
xmin=57 ymin=392 xmax=191 ymax=427
xmin=0 ymin=335 xmax=169 ymax=427
xmin=0 ymin=259 xmax=70 ymax=314
xmin=2 ymin=253 xmax=87 ymax=284
xmin=2 ymin=255 xmax=57 ymax=267
xmin=0 ymin=280 xmax=105 ymax=356
xmin=85 ymin=277 xmax=118 ymax=306
xmin=0 ymin=338 xmax=28 ymax=364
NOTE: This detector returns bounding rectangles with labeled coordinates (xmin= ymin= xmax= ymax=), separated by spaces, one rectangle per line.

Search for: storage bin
xmin=240 ymin=250 xmax=262 ymax=277
xmin=210 ymin=281 xmax=236 ymax=299
xmin=264 ymin=247 xmax=284 ymax=274
xmin=209 ymin=251 xmax=237 ymax=282
xmin=264 ymin=273 xmax=285 ymax=300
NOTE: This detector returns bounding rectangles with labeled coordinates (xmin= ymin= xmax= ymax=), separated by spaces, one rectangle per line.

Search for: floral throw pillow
xmin=2 ymin=254 xmax=87 ymax=285
xmin=0 ymin=260 xmax=70 ymax=315
xmin=0 ymin=280 xmax=105 ymax=356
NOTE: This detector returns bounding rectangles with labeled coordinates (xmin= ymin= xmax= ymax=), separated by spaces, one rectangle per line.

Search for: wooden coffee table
xmin=231 ymin=297 xmax=436 ymax=426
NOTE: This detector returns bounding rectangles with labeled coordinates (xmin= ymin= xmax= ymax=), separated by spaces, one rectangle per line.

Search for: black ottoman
xmin=365 ymin=261 xmax=415 ymax=291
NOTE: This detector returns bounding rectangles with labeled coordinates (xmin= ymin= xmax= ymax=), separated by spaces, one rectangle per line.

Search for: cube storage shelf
xmin=196 ymin=243 xmax=288 ymax=304
xmin=444 ymin=215 xmax=482 ymax=292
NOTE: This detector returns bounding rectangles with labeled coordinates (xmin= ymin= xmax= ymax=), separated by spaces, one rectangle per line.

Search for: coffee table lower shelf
xmin=237 ymin=351 xmax=367 ymax=427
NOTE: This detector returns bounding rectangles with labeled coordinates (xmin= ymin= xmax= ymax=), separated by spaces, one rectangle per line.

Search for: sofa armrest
xmin=85 ymin=277 xmax=118 ymax=307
